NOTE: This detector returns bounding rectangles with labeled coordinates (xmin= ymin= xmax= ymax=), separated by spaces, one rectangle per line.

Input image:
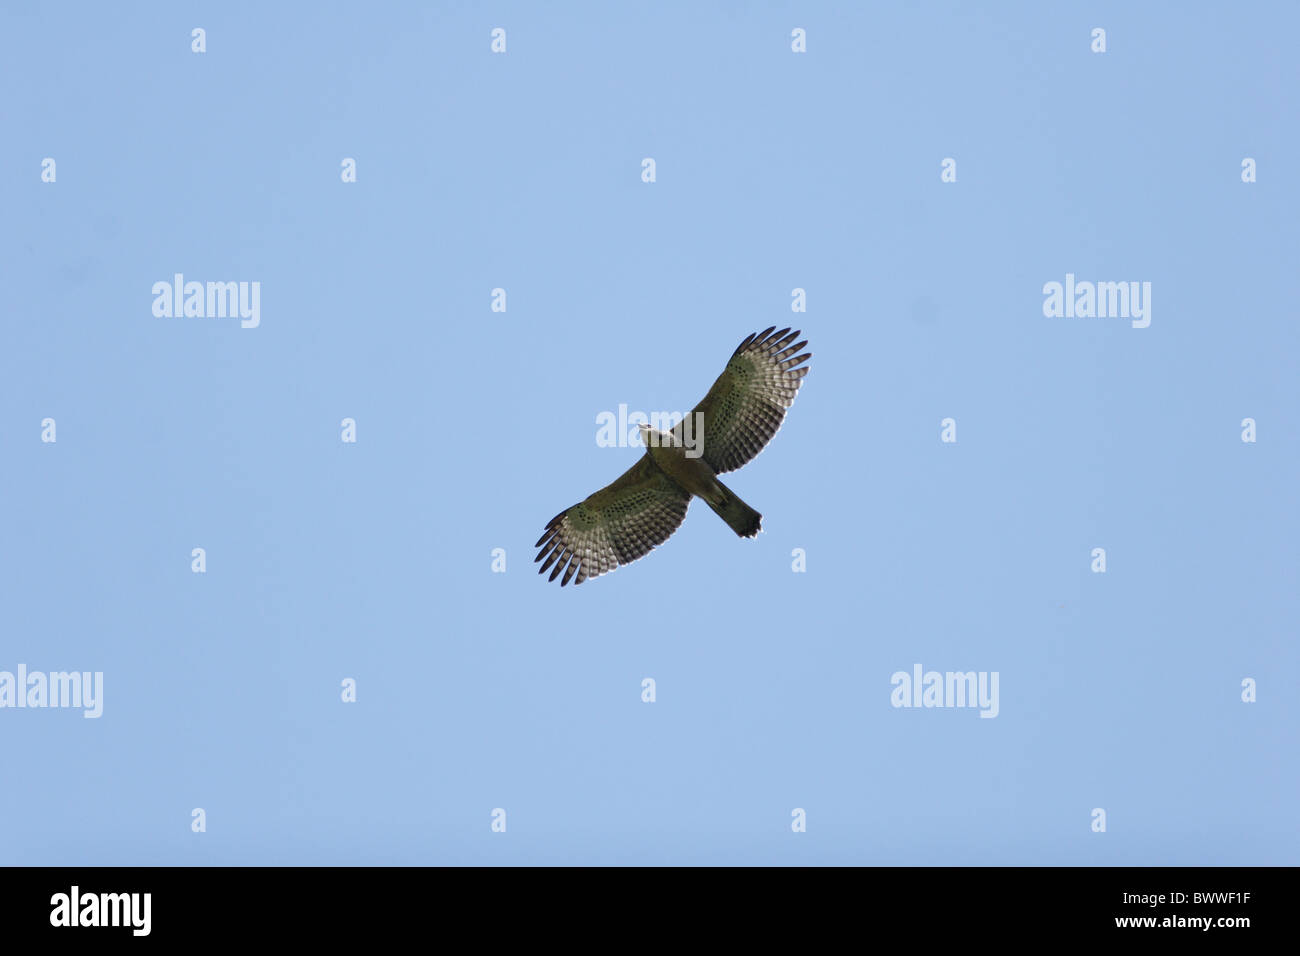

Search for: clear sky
xmin=1 ymin=2 xmax=1296 ymax=865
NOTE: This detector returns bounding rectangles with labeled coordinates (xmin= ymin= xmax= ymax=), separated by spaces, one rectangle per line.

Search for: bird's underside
xmin=535 ymin=327 xmax=811 ymax=586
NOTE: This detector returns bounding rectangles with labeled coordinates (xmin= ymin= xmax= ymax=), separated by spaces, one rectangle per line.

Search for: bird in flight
xmin=535 ymin=327 xmax=811 ymax=586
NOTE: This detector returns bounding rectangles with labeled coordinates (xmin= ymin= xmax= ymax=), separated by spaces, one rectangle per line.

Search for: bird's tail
xmin=704 ymin=479 xmax=762 ymax=538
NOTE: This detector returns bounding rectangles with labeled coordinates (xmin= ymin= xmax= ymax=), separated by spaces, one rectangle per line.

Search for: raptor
xmin=535 ymin=327 xmax=811 ymax=585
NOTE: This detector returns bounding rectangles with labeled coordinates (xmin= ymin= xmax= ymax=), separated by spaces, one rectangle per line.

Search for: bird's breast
xmin=648 ymin=444 xmax=718 ymax=498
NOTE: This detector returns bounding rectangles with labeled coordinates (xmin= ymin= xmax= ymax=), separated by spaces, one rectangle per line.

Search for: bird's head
xmin=638 ymin=423 xmax=674 ymax=449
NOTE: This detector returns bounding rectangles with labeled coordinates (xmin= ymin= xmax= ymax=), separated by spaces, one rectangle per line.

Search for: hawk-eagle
xmin=535 ymin=327 xmax=811 ymax=585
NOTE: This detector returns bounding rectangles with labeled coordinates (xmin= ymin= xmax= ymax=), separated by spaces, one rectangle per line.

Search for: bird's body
xmin=535 ymin=327 xmax=810 ymax=586
xmin=641 ymin=426 xmax=720 ymax=501
xmin=642 ymin=425 xmax=762 ymax=538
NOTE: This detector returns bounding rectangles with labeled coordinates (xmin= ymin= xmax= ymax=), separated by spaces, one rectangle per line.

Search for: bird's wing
xmin=671 ymin=327 xmax=811 ymax=475
xmin=535 ymin=455 xmax=692 ymax=586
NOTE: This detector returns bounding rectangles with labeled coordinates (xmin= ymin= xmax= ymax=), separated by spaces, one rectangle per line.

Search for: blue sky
xmin=1 ymin=2 xmax=1296 ymax=865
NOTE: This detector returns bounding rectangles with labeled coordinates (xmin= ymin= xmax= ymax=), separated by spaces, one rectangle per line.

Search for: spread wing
xmin=671 ymin=327 xmax=811 ymax=474
xmin=534 ymin=455 xmax=691 ymax=586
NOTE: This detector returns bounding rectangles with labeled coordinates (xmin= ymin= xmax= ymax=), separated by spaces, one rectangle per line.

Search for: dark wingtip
xmin=548 ymin=550 xmax=571 ymax=582
xmin=734 ymin=330 xmax=760 ymax=355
